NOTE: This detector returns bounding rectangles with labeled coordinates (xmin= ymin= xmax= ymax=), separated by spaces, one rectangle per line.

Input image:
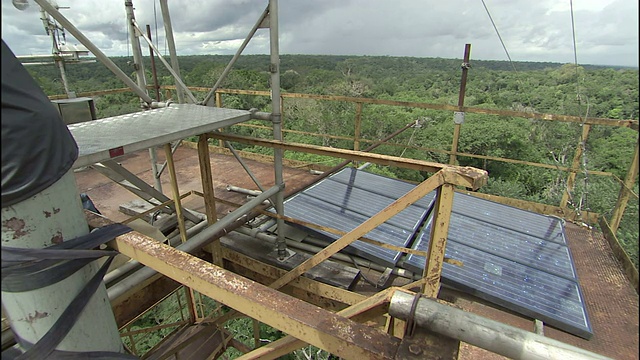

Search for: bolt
xmin=408 ymin=344 xmax=421 ymax=355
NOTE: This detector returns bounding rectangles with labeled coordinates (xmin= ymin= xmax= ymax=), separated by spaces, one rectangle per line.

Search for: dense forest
xmin=28 ymin=54 xmax=638 ymax=259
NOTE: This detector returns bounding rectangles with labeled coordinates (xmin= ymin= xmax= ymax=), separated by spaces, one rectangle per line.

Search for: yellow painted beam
xmin=108 ymin=232 xmax=400 ymax=360
xmin=422 ymin=184 xmax=455 ymax=297
xmin=209 ymin=132 xmax=488 ymax=189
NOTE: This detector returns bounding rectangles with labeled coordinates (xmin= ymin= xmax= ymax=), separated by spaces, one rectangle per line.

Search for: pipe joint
xmin=249 ymin=108 xmax=273 ymax=121
xmin=271 ymin=113 xmax=282 ymax=125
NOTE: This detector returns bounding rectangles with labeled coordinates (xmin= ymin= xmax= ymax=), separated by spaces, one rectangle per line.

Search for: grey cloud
xmin=0 ymin=0 xmax=637 ymax=67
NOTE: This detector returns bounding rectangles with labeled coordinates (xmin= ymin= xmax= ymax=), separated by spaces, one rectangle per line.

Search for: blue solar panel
xmin=282 ymin=168 xmax=434 ymax=267
xmin=403 ymin=192 xmax=592 ymax=339
xmin=281 ymin=168 xmax=592 ymax=339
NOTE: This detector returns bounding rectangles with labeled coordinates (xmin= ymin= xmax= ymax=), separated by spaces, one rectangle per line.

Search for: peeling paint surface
xmin=50 ymin=231 xmax=63 ymax=244
xmin=2 ymin=217 xmax=30 ymax=240
xmin=21 ymin=311 xmax=50 ymax=324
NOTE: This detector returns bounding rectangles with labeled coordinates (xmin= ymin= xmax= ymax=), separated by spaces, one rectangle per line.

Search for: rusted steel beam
xmin=198 ymin=134 xmax=218 ymax=225
xmin=210 ymin=87 xmax=639 ymax=129
xmin=450 ymin=43 xmax=471 ymax=165
xmin=48 ymin=86 xmax=639 ymax=129
xmin=598 ymin=217 xmax=639 ymax=294
xmin=560 ymin=124 xmax=592 ymax=209
xmin=164 ymin=143 xmax=188 ymax=244
xmin=209 ymin=132 xmax=488 ymax=189
xmin=456 ymin=189 xmax=600 ymax=224
xmin=268 ymin=172 xmax=446 ymax=291
xmin=609 ymin=138 xmax=639 ymax=232
xmin=422 ymin=184 xmax=455 ymax=297
xmin=108 ymin=231 xmax=401 ymax=360
xmin=236 ymin=288 xmax=408 ymax=360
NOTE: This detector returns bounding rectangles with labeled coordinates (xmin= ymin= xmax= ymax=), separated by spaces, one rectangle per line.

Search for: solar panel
xmin=281 ymin=168 xmax=592 ymax=339
xmin=402 ymin=192 xmax=593 ymax=339
xmin=282 ymin=168 xmax=435 ymax=267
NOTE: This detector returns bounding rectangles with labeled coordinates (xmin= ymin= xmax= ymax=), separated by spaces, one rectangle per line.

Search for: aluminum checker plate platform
xmin=68 ymin=104 xmax=251 ymax=168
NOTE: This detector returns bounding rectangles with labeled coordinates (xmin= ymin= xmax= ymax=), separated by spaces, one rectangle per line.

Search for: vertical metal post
xmin=253 ymin=320 xmax=261 ymax=349
xmin=560 ymin=124 xmax=591 ymax=209
xmin=159 ymin=0 xmax=184 ymax=104
xmin=55 ymin=59 xmax=72 ymax=97
xmin=422 ymin=184 xmax=455 ymax=296
xmin=163 ymin=144 xmax=198 ymax=322
xmin=33 ymin=0 xmax=153 ymax=103
xmin=164 ymin=143 xmax=187 ymax=244
xmin=354 ymin=102 xmax=363 ymax=152
xmin=216 ymin=93 xmax=224 ymax=147
xmin=40 ymin=7 xmax=72 ymax=97
xmin=146 ymin=24 xmax=161 ymax=101
xmin=610 ymin=138 xmax=639 ymax=232
xmin=449 ymin=44 xmax=471 ymax=165
xmin=198 ymin=134 xmax=224 ymax=266
xmin=198 ymin=134 xmax=218 ymax=224
xmin=126 ymin=1 xmax=162 ymax=193
xmin=1 ymin=172 xmax=123 ymax=354
xmin=268 ymin=0 xmax=287 ymax=259
xmin=124 ymin=0 xmax=147 ymax=99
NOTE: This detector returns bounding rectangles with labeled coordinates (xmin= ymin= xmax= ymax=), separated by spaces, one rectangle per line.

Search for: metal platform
xmin=68 ymin=104 xmax=251 ymax=168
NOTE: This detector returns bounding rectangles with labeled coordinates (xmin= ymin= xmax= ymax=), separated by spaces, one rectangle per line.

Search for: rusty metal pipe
xmin=389 ymin=291 xmax=612 ymax=360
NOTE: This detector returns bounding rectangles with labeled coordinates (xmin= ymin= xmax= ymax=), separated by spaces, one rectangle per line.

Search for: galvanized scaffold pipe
xmin=389 ymin=291 xmax=612 ymax=360
xmin=107 ymin=184 xmax=282 ymax=301
xmin=268 ymin=0 xmax=287 ymax=260
xmin=159 ymin=0 xmax=184 ymax=104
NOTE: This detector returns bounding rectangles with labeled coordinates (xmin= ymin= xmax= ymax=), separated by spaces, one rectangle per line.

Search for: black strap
xmin=0 ymin=223 xmax=137 ymax=359
xmin=1 ymin=224 xmax=130 ymax=292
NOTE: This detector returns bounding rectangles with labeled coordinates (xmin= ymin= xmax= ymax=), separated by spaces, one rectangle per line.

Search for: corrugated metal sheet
xmin=281 ymin=168 xmax=592 ymax=339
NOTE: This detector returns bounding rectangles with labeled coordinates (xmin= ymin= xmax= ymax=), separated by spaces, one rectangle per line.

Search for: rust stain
xmin=51 ymin=231 xmax=63 ymax=244
xmin=43 ymin=210 xmax=52 ymax=218
xmin=2 ymin=217 xmax=30 ymax=240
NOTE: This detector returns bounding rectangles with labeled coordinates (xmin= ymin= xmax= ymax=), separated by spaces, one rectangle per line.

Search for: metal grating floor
xmin=68 ymin=104 xmax=251 ymax=168
xmin=282 ymin=168 xmax=593 ymax=339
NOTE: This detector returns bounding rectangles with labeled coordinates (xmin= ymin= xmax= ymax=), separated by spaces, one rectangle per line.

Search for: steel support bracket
xmin=453 ymin=111 xmax=465 ymax=124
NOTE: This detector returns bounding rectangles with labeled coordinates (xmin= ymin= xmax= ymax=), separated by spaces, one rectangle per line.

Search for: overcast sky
xmin=1 ymin=0 xmax=638 ymax=68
